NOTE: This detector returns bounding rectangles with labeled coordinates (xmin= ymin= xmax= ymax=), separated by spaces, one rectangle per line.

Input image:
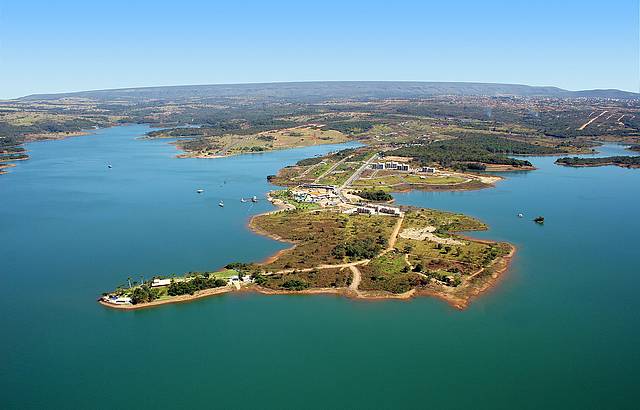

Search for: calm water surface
xmin=1 ymin=125 xmax=639 ymax=409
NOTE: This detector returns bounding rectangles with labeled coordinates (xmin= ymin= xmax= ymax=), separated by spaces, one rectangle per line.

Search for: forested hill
xmin=19 ymin=81 xmax=640 ymax=103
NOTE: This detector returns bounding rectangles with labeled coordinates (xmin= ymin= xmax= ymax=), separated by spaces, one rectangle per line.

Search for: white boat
xmin=240 ymin=198 xmax=247 ymax=203
xmin=251 ymin=196 xmax=258 ymax=202
xmin=107 ymin=164 xmax=112 ymax=169
xmin=517 ymin=213 xmax=524 ymax=218
xmin=219 ymin=201 xmax=224 ymax=207
xmin=196 ymin=189 xmax=204 ymax=193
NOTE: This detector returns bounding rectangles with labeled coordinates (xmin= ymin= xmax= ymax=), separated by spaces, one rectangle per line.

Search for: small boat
xmin=240 ymin=198 xmax=247 ymax=203
xmin=196 ymin=189 xmax=204 ymax=194
xmin=251 ymin=196 xmax=258 ymax=203
xmin=107 ymin=164 xmax=112 ymax=169
xmin=218 ymin=201 xmax=224 ymax=207
xmin=534 ymin=216 xmax=544 ymax=224
xmin=517 ymin=213 xmax=523 ymax=218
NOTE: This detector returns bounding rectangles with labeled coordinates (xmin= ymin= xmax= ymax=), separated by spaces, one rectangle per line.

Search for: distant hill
xmin=18 ymin=81 xmax=640 ymax=102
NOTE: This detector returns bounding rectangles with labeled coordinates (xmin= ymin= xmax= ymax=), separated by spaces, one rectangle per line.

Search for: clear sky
xmin=0 ymin=0 xmax=638 ymax=99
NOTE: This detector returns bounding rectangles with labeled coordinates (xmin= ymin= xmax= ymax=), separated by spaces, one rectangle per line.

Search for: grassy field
xmin=317 ymin=161 xmax=361 ymax=185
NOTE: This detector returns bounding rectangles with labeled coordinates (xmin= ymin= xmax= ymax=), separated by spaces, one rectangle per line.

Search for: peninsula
xmin=100 ymin=145 xmax=515 ymax=310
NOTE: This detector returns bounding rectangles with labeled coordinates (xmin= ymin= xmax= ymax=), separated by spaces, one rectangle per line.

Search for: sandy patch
xmin=399 ymin=226 xmax=464 ymax=245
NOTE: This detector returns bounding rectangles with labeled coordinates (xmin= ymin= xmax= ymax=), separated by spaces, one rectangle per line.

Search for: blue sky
xmin=0 ymin=0 xmax=638 ymax=98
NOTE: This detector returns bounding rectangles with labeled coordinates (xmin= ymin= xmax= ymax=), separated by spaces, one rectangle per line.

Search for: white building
xmin=151 ymin=278 xmax=171 ymax=287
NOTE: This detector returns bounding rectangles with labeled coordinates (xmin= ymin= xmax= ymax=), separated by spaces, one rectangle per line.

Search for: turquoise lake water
xmin=1 ymin=125 xmax=639 ymax=409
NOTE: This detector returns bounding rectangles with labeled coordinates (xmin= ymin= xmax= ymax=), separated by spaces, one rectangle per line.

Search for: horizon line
xmin=6 ymin=79 xmax=639 ymax=100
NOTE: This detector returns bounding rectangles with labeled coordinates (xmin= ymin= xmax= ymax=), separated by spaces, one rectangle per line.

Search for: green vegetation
xmin=332 ymin=238 xmax=385 ymax=260
xmin=322 ymin=120 xmax=376 ymax=135
xmin=131 ymin=285 xmax=160 ymax=304
xmin=389 ymin=135 xmax=556 ymax=167
xmin=356 ymin=189 xmax=393 ymax=201
xmin=4 ymin=83 xmax=639 ymax=177
xmin=296 ymin=157 xmax=324 ymax=166
xmin=250 ymin=209 xmax=398 ymax=270
xmin=167 ymin=274 xmax=227 ymax=296
xmin=556 ymin=156 xmax=640 ymax=168
xmin=281 ymin=279 xmax=309 ymax=291
xmin=257 ymin=268 xmax=350 ymax=291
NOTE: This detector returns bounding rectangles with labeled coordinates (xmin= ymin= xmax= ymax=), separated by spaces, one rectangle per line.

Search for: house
xmin=396 ymin=164 xmax=409 ymax=171
xmin=370 ymin=162 xmax=385 ymax=170
xmin=385 ymin=162 xmax=398 ymax=169
xmin=151 ymin=278 xmax=171 ymax=287
xmin=420 ymin=166 xmax=436 ymax=173
xmin=356 ymin=206 xmax=374 ymax=214
xmin=104 ymin=295 xmax=132 ymax=305
xmin=374 ymin=205 xmax=402 ymax=216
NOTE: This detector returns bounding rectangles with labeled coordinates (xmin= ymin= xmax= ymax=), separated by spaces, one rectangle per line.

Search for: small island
xmin=100 ymin=146 xmax=516 ymax=310
xmin=555 ymin=156 xmax=640 ymax=169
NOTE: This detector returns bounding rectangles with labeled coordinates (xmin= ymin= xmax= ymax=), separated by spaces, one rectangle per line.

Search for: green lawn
xmin=212 ymin=269 xmax=240 ymax=279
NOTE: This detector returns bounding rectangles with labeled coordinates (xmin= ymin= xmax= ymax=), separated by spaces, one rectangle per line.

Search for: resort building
xmin=370 ymin=162 xmax=385 ymax=170
xmin=102 ymin=295 xmax=132 ymax=305
xmin=420 ymin=166 xmax=436 ymax=173
xmin=344 ymin=204 xmax=401 ymax=217
xmin=151 ymin=278 xmax=171 ymax=287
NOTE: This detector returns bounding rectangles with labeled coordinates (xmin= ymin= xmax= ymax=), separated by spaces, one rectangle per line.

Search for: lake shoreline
xmin=99 ymin=241 xmax=515 ymax=311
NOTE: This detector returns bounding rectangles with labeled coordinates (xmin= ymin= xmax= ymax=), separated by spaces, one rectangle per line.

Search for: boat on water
xmin=196 ymin=189 xmax=204 ymax=193
xmin=518 ymin=213 xmax=524 ymax=218
xmin=240 ymin=198 xmax=247 ymax=203
xmin=219 ymin=201 xmax=224 ymax=207
xmin=534 ymin=216 xmax=545 ymax=224
xmin=251 ymin=195 xmax=258 ymax=202
xmin=107 ymin=164 xmax=112 ymax=169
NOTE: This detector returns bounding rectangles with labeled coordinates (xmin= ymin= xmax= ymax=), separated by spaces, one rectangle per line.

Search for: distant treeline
xmin=321 ymin=120 xmax=375 ymax=135
xmin=555 ymin=156 xmax=640 ymax=167
xmin=388 ymin=135 xmax=557 ymax=167
xmin=296 ymin=157 xmax=324 ymax=166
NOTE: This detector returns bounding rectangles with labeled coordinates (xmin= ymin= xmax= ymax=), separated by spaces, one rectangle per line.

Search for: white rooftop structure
xmin=151 ymin=278 xmax=171 ymax=287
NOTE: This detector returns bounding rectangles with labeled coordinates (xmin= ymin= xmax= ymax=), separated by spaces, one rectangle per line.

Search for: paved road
xmin=340 ymin=153 xmax=378 ymax=190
